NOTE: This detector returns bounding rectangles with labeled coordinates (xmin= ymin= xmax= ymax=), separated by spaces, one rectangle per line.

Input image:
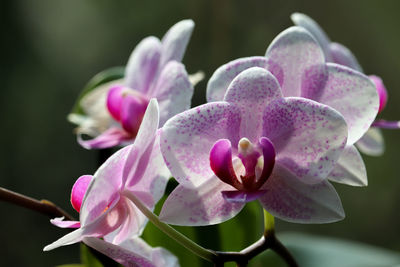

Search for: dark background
xmin=1 ymin=0 xmax=400 ymax=266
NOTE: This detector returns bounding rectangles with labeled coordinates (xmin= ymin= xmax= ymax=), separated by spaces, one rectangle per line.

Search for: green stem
xmin=263 ymin=209 xmax=275 ymax=237
xmin=123 ymin=190 xmax=217 ymax=262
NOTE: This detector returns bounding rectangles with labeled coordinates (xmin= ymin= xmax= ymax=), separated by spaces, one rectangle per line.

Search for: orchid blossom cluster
xmin=43 ymin=15 xmax=398 ymax=266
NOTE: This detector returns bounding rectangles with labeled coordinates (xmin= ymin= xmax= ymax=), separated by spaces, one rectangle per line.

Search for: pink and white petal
xmin=44 ymin=228 xmax=86 ymax=251
xmin=356 ymin=128 xmax=385 ymax=156
xmin=123 ymin=99 xmax=159 ymax=187
xmin=259 ymin=164 xmax=344 ymax=223
xmin=160 ymin=19 xmax=194 ymax=68
xmin=206 ymin=57 xmax=269 ymax=102
xmin=328 ymin=145 xmax=367 ymax=186
xmin=83 ymin=237 xmax=156 ymax=267
xmin=263 ymin=97 xmax=347 ymax=183
xmin=125 ymin=37 xmax=162 ymax=94
xmin=329 ymin=42 xmax=363 ymax=72
xmin=129 ymin=132 xmax=171 ymax=202
xmin=221 ymin=190 xmax=267 ymax=203
xmin=159 ymin=178 xmax=245 ymax=226
xmin=290 ymin=13 xmax=333 ymax=61
xmin=151 ymin=61 xmax=194 ymax=126
xmin=71 ymin=175 xmax=93 ymax=213
xmin=78 ymin=127 xmax=132 ymax=150
xmin=265 ymin=26 xmax=326 ymax=97
xmin=50 ymin=217 xmax=80 ymax=229
xmin=369 ymin=75 xmax=388 ymax=113
xmin=224 ymin=67 xmax=282 ymax=142
xmin=161 ymin=102 xmax=241 ymax=187
xmin=151 ymin=247 xmax=179 ymax=267
xmin=80 ymin=146 xmax=131 ymax=225
xmin=311 ymin=63 xmax=379 ymax=145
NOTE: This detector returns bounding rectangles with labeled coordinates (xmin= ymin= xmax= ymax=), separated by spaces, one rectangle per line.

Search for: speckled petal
xmin=83 ymin=237 xmax=156 ymax=267
xmin=356 ymin=128 xmax=385 ymax=156
xmin=159 ymin=178 xmax=244 ymax=226
xmin=161 ymin=102 xmax=241 ymax=187
xmin=206 ymin=57 xmax=268 ymax=102
xmin=160 ymin=19 xmax=194 ymax=68
xmin=151 ymin=61 xmax=194 ymax=126
xmin=307 ymin=63 xmax=379 ymax=145
xmin=125 ymin=37 xmax=162 ymax=93
xmin=327 ymin=145 xmax=367 ymax=186
xmin=262 ymin=97 xmax=347 ymax=184
xmin=224 ymin=67 xmax=282 ymax=142
xmin=265 ymin=26 xmax=326 ymax=97
xmin=329 ymin=42 xmax=363 ymax=72
xmin=290 ymin=13 xmax=333 ymax=61
xmin=259 ymin=165 xmax=344 ymax=223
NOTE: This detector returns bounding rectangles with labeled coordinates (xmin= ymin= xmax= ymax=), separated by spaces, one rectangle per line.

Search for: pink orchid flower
xmin=206 ymin=26 xmax=379 ymax=187
xmin=44 ymin=100 xmax=176 ymax=266
xmin=77 ymin=20 xmax=195 ymax=149
xmin=159 ymin=67 xmax=349 ymax=226
xmin=291 ymin=13 xmax=398 ymax=156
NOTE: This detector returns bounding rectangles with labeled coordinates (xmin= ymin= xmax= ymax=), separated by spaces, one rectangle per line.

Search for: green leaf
xmin=250 ymin=232 xmax=400 ymax=267
xmin=70 ymin=66 xmax=125 ymax=115
xmin=80 ymin=243 xmax=104 ymax=267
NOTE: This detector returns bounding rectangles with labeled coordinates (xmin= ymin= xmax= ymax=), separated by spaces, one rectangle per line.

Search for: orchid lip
xmin=209 ymin=137 xmax=276 ymax=193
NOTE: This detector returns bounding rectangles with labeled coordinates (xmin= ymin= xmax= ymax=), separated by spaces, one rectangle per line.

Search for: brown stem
xmin=0 ymin=187 xmax=75 ymax=221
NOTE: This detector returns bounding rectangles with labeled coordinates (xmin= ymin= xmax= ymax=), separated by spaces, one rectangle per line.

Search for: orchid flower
xmin=159 ymin=66 xmax=349 ymax=226
xmin=206 ymin=26 xmax=379 ymax=187
xmin=44 ymin=100 xmax=175 ymax=266
xmin=72 ymin=19 xmax=195 ymax=149
xmin=291 ymin=13 xmax=399 ymax=156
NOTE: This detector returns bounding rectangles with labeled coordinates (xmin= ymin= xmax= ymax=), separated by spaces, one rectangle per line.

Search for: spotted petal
xmin=265 ymin=26 xmax=326 ymax=97
xmin=262 ymin=97 xmax=347 ymax=184
xmin=224 ymin=67 xmax=282 ymax=142
xmin=329 ymin=42 xmax=363 ymax=72
xmin=161 ymin=102 xmax=241 ymax=187
xmin=306 ymin=64 xmax=379 ymax=145
xmin=206 ymin=57 xmax=268 ymax=102
xmin=259 ymin=165 xmax=344 ymax=223
xmin=159 ymin=178 xmax=244 ymax=226
xmin=290 ymin=13 xmax=333 ymax=61
xmin=356 ymin=128 xmax=385 ymax=156
xmin=327 ymin=145 xmax=367 ymax=186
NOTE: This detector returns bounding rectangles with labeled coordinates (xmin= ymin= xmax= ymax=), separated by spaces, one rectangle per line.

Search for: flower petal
xmin=78 ymin=127 xmax=131 ymax=150
xmin=160 ymin=19 xmax=194 ymax=68
xmin=159 ymin=178 xmax=244 ymax=226
xmin=224 ymin=67 xmax=282 ymax=142
xmin=106 ymin=86 xmax=124 ymax=121
xmin=123 ymin=99 xmax=160 ymax=187
xmin=265 ymin=26 xmax=326 ymax=97
xmin=151 ymin=61 xmax=194 ymax=126
xmin=161 ymin=102 xmax=241 ymax=187
xmin=71 ymin=175 xmax=93 ymax=213
xmin=206 ymin=57 xmax=268 ymax=102
xmin=259 ymin=164 xmax=344 ymax=223
xmin=327 ymin=145 xmax=367 ymax=186
xmin=290 ymin=13 xmax=332 ymax=61
xmin=308 ymin=64 xmax=379 ymax=145
xmin=50 ymin=217 xmax=81 ymax=229
xmin=369 ymin=75 xmax=388 ymax=113
xmin=356 ymin=128 xmax=385 ymax=156
xmin=83 ymin=237 xmax=156 ymax=267
xmin=44 ymin=228 xmax=85 ymax=251
xmin=125 ymin=37 xmax=162 ymax=94
xmin=262 ymin=97 xmax=347 ymax=183
xmin=329 ymin=42 xmax=363 ymax=72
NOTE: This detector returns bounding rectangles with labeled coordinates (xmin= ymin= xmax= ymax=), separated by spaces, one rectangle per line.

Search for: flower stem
xmin=263 ymin=209 xmax=275 ymax=237
xmin=123 ymin=190 xmax=218 ymax=262
xmin=0 ymin=186 xmax=74 ymax=220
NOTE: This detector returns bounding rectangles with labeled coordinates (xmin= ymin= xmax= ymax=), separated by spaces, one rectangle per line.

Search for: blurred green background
xmin=1 ymin=0 xmax=400 ymax=266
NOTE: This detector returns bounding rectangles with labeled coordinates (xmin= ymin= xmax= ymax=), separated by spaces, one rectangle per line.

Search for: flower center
xmin=106 ymin=85 xmax=149 ymax=137
xmin=209 ymin=137 xmax=276 ymax=193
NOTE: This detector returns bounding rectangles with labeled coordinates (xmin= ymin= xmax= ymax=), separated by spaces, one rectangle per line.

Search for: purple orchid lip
xmin=209 ymin=136 xmax=276 ymax=197
xmin=71 ymin=175 xmax=93 ymax=213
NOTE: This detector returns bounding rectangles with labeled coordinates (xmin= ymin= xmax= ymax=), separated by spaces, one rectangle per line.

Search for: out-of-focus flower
xmin=44 ymin=100 xmax=174 ymax=267
xmin=70 ymin=20 xmax=195 ymax=149
xmin=291 ymin=13 xmax=399 ymax=156
xmin=206 ymin=26 xmax=379 ymax=187
xmin=160 ymin=67 xmax=348 ymax=226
